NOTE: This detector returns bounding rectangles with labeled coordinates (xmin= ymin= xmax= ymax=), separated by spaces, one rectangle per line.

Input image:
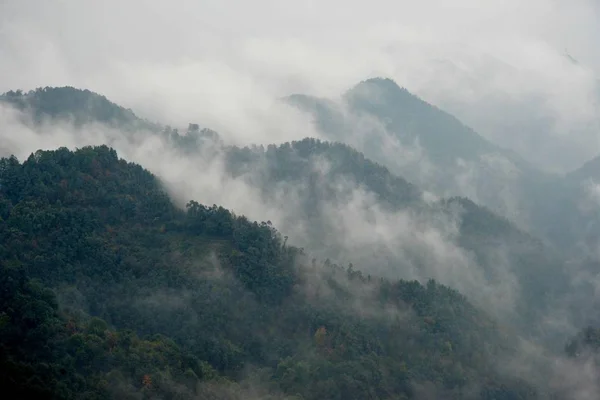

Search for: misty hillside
xmin=0 ymin=145 xmax=547 ymax=399
xmin=0 ymin=85 xmax=582 ymax=335
xmin=344 ymin=77 xmax=499 ymax=164
xmin=220 ymin=139 xmax=572 ymax=336
xmin=0 ymin=87 xmax=160 ymax=131
xmin=3 ymin=84 xmax=600 ymax=398
xmin=285 ymin=77 xmax=535 ymax=181
xmin=5 ymin=1 xmax=600 ymax=398
xmin=285 ymin=78 xmax=579 ymax=250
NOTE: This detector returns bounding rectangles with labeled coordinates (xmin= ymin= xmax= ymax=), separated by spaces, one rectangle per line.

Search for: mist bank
xmin=4 ymin=87 xmax=600 ymax=398
xmin=1 ymin=143 xmax=554 ymax=399
xmin=3 ymin=0 xmax=600 ymax=173
xmin=285 ymin=78 xmax=600 ymax=256
xmin=3 ymin=138 xmax=600 ymax=399
xmin=0 ymin=92 xmax=590 ymax=344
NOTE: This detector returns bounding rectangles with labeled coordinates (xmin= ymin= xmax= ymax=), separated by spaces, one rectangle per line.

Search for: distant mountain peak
xmin=345 ymin=77 xmax=408 ymax=101
xmin=0 ymin=86 xmax=159 ymax=131
xmin=358 ymin=77 xmax=402 ymax=89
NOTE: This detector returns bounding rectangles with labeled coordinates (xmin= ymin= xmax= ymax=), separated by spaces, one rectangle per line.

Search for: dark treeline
xmin=0 ymin=145 xmax=560 ymax=399
xmin=2 ymin=85 xmax=600 ymax=399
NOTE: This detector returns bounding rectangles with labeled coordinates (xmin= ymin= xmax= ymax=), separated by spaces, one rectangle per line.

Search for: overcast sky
xmin=1 ymin=0 xmax=599 ymax=171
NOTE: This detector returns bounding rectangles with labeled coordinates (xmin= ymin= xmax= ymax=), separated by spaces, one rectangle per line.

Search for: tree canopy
xmin=0 ymin=146 xmax=542 ymax=399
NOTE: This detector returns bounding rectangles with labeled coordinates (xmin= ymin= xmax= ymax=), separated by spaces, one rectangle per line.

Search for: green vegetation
xmin=1 ymin=146 xmax=541 ymax=399
xmin=2 ymin=83 xmax=599 ymax=398
xmin=0 ymin=87 xmax=160 ymax=131
xmin=220 ymin=138 xmax=569 ymax=338
xmin=285 ymin=78 xmax=573 ymax=251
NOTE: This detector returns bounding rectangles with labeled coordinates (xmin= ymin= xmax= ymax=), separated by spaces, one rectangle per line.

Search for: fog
xmin=2 ymin=0 xmax=600 ymax=170
xmin=0 ymin=102 xmax=517 ymax=321
xmin=3 ymin=1 xmax=600 ymax=398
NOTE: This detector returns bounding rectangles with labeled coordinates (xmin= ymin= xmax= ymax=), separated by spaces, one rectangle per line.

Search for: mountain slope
xmin=285 ymin=78 xmax=567 ymax=247
xmin=344 ymin=77 xmax=499 ymax=163
xmin=0 ymin=145 xmax=541 ymax=399
xmin=0 ymin=85 xmax=573 ymax=337
xmin=0 ymin=87 xmax=160 ymax=131
xmin=218 ymin=138 xmax=569 ymax=337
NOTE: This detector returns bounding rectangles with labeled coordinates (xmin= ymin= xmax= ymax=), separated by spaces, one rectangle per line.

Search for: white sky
xmin=1 ymin=0 xmax=599 ymax=171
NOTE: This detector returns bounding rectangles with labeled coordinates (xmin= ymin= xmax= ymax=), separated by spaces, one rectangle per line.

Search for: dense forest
xmin=0 ymin=145 xmax=555 ymax=399
xmin=0 ymin=87 xmax=161 ymax=132
xmin=2 ymin=85 xmax=600 ymax=399
xmin=201 ymin=137 xmax=567 ymax=340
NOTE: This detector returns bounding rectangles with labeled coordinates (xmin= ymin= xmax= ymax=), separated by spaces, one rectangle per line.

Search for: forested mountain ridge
xmin=0 ymin=146 xmax=543 ymax=399
xmin=6 ymin=84 xmax=574 ymax=255
xmin=0 ymin=87 xmax=160 ymax=132
xmin=284 ymin=78 xmax=580 ymax=251
xmin=1 ymin=82 xmax=600 ymax=398
xmin=0 ymin=86 xmax=576 ymax=338
xmin=285 ymin=77 xmax=536 ymax=180
xmin=7 ymin=83 xmax=586 ymax=256
xmin=218 ymin=138 xmax=569 ymax=339
xmin=343 ymin=77 xmax=500 ymax=163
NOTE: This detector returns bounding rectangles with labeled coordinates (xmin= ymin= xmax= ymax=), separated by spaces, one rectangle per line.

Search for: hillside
xmin=0 ymin=87 xmax=160 ymax=132
xmin=0 ymin=83 xmax=579 ymax=253
xmin=218 ymin=139 xmax=569 ymax=336
xmin=344 ymin=78 xmax=499 ymax=163
xmin=285 ymin=78 xmax=570 ymax=248
xmin=0 ymin=85 xmax=575 ymax=336
xmin=0 ymin=146 xmax=543 ymax=399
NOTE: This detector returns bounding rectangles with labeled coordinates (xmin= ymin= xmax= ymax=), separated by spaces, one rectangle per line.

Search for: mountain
xmin=219 ymin=139 xmax=571 ymax=337
xmin=0 ymin=145 xmax=543 ymax=399
xmin=0 ymin=83 xmax=573 ymax=255
xmin=3 ymin=83 xmax=600 ymax=397
xmin=343 ymin=77 xmax=499 ymax=163
xmin=0 ymin=85 xmax=576 ymax=336
xmin=285 ymin=78 xmax=569 ymax=248
xmin=0 ymin=87 xmax=160 ymax=131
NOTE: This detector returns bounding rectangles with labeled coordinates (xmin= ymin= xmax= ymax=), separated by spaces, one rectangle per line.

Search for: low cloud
xmin=1 ymin=0 xmax=599 ymax=171
xmin=0 ymin=102 xmax=524 ymax=325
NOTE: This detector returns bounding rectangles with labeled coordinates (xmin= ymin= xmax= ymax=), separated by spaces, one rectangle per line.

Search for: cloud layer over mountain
xmin=2 ymin=0 xmax=600 ymax=170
